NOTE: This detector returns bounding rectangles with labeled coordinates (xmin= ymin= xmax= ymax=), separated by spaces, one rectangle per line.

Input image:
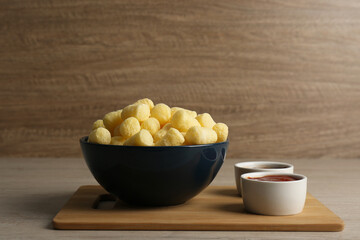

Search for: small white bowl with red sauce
xmin=234 ymin=161 xmax=294 ymax=196
xmin=241 ymin=172 xmax=307 ymax=216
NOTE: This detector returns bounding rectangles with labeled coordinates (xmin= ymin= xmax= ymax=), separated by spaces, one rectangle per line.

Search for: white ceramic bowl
xmin=241 ymin=172 xmax=307 ymax=216
xmin=234 ymin=161 xmax=294 ymax=196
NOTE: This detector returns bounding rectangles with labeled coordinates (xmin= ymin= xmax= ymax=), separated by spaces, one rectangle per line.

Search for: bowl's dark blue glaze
xmin=80 ymin=136 xmax=228 ymax=206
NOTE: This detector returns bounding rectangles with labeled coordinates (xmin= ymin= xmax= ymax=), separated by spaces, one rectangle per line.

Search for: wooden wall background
xmin=1 ymin=0 xmax=360 ymax=159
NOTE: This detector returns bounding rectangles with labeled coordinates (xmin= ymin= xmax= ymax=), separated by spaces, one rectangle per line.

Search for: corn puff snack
xmin=185 ymin=126 xmax=218 ymax=145
xmin=88 ymin=98 xmax=229 ymax=146
xmin=92 ymin=119 xmax=105 ymax=130
xmin=213 ymin=123 xmax=229 ymax=143
xmin=171 ymin=110 xmax=200 ymax=132
xmin=115 ymin=117 xmax=141 ymax=139
xmin=141 ymin=117 xmax=160 ymax=135
xmin=151 ymin=103 xmax=171 ymax=126
xmin=121 ymin=104 xmax=150 ymax=122
xmin=103 ymin=110 xmax=123 ymax=135
xmin=171 ymin=107 xmax=197 ymax=118
xmin=196 ymin=113 xmax=216 ymax=129
xmin=88 ymin=127 xmax=111 ymax=144
xmin=153 ymin=123 xmax=172 ymax=142
xmin=135 ymin=98 xmax=154 ymax=110
xmin=123 ymin=129 xmax=154 ymax=146
xmin=110 ymin=136 xmax=126 ymax=145
xmin=155 ymin=128 xmax=185 ymax=146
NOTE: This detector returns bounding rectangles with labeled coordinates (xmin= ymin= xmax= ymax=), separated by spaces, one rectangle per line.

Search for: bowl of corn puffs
xmin=80 ymin=98 xmax=229 ymax=206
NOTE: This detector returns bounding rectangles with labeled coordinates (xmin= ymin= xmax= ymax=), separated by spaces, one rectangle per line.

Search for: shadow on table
xmin=215 ymin=202 xmax=246 ymax=213
xmin=208 ymin=187 xmax=240 ymax=197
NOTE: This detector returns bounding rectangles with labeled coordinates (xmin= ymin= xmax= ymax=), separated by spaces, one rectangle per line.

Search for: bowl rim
xmin=80 ymin=136 xmax=229 ymax=149
xmin=241 ymin=172 xmax=307 ymax=184
xmin=234 ymin=161 xmax=293 ymax=171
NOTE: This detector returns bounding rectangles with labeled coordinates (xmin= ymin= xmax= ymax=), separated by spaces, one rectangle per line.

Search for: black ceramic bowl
xmin=80 ymin=136 xmax=228 ymax=206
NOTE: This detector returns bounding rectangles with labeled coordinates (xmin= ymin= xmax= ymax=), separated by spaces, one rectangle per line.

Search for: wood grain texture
xmin=53 ymin=185 xmax=343 ymax=231
xmin=1 ymin=158 xmax=359 ymax=239
xmin=1 ymin=0 xmax=360 ymax=158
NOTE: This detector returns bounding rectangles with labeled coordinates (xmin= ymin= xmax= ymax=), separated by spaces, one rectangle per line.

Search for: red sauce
xmin=248 ymin=175 xmax=297 ymax=182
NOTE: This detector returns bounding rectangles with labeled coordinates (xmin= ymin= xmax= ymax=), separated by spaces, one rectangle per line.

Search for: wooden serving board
xmin=53 ymin=185 xmax=344 ymax=231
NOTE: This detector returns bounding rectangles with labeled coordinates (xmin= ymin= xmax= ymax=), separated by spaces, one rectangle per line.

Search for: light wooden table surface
xmin=0 ymin=158 xmax=359 ymax=239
